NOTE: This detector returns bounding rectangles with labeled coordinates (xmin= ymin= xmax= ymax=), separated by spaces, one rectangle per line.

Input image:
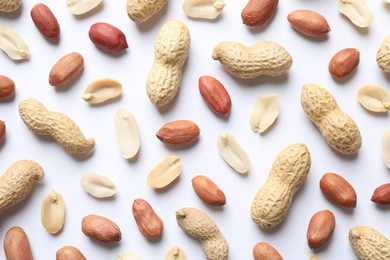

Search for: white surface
xmin=1 ymin=1 xmax=390 ymax=259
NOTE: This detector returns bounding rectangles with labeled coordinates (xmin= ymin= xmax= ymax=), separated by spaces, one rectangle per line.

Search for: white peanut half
xmin=357 ymin=85 xmax=390 ymax=112
xmin=182 ymin=0 xmax=226 ymax=20
xmin=217 ymin=132 xmax=250 ymax=174
xmin=338 ymin=0 xmax=373 ymax=28
xmin=114 ymin=108 xmax=140 ymax=159
xmin=250 ymin=94 xmax=279 ymax=134
xmin=66 ymin=0 xmax=102 ymax=15
xmin=82 ymin=78 xmax=122 ymax=104
xmin=146 ymin=20 xmax=191 ymax=107
xmin=212 ymin=41 xmax=292 ymax=79
xmin=18 ymin=98 xmax=95 ymax=157
xmin=41 ymin=190 xmax=65 ymax=234
xmin=147 ymin=156 xmax=182 ymax=188
xmin=81 ymin=173 xmax=116 ymax=198
xmin=0 ymin=25 xmax=29 ymax=61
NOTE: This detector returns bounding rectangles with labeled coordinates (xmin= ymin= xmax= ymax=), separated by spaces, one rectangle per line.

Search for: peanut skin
xmin=132 ymin=199 xmax=163 ymax=240
xmin=4 ymin=226 xmax=33 ymax=260
xmin=0 ymin=160 xmax=44 ymax=216
xmin=18 ymin=98 xmax=95 ymax=157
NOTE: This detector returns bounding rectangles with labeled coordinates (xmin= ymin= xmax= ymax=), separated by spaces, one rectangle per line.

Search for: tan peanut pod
xmin=0 ymin=0 xmax=21 ymax=12
xmin=18 ymin=98 xmax=95 ymax=157
xmin=146 ymin=20 xmax=190 ymax=107
xmin=176 ymin=207 xmax=228 ymax=260
xmin=301 ymin=84 xmax=361 ymax=155
xmin=0 ymin=160 xmax=44 ymax=216
xmin=377 ymin=35 xmax=390 ymax=73
xmin=251 ymin=143 xmax=311 ymax=229
xmin=349 ymin=226 xmax=390 ymax=260
xmin=212 ymin=41 xmax=292 ymax=79
xmin=126 ymin=0 xmax=167 ymax=23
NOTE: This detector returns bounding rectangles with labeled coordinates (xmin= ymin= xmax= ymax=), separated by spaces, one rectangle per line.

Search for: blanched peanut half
xmin=67 ymin=0 xmax=103 ymax=15
xmin=382 ymin=130 xmax=390 ymax=169
xmin=250 ymin=94 xmax=279 ymax=134
xmin=114 ymin=108 xmax=140 ymax=159
xmin=165 ymin=246 xmax=186 ymax=260
xmin=338 ymin=0 xmax=373 ymax=28
xmin=82 ymin=78 xmax=122 ymax=104
xmin=182 ymin=0 xmax=226 ymax=19
xmin=116 ymin=252 xmax=142 ymax=260
xmin=217 ymin=132 xmax=250 ymax=174
xmin=81 ymin=173 xmax=116 ymax=198
xmin=357 ymin=86 xmax=390 ymax=112
xmin=41 ymin=190 xmax=65 ymax=234
xmin=147 ymin=156 xmax=182 ymax=189
xmin=0 ymin=26 xmax=29 ymax=61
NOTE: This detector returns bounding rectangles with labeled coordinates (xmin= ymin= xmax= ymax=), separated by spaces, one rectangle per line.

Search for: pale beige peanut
xmin=146 ymin=20 xmax=190 ymax=107
xmin=382 ymin=130 xmax=390 ymax=169
xmin=176 ymin=207 xmax=228 ymax=260
xmin=0 ymin=160 xmax=44 ymax=216
xmin=301 ymin=84 xmax=362 ymax=155
xmin=0 ymin=25 xmax=29 ymax=61
xmin=377 ymin=35 xmax=390 ymax=73
xmin=114 ymin=108 xmax=140 ymax=159
xmin=212 ymin=41 xmax=292 ymax=79
xmin=0 ymin=0 xmax=21 ymax=12
xmin=338 ymin=0 xmax=373 ymax=28
xmin=357 ymin=86 xmax=390 ymax=112
xmin=127 ymin=0 xmax=167 ymax=23
xmin=67 ymin=0 xmax=102 ymax=15
xmin=4 ymin=226 xmax=33 ymax=260
xmin=251 ymin=143 xmax=311 ymax=229
xmin=56 ymin=246 xmax=86 ymax=260
xmin=18 ymin=98 xmax=95 ymax=157
xmin=165 ymin=246 xmax=186 ymax=260
xmin=182 ymin=0 xmax=226 ymax=20
xmin=349 ymin=226 xmax=390 ymax=260
xmin=82 ymin=78 xmax=122 ymax=104
xmin=116 ymin=252 xmax=142 ymax=260
xmin=41 ymin=190 xmax=65 ymax=234
xmin=217 ymin=132 xmax=250 ymax=174
xmin=147 ymin=156 xmax=182 ymax=188
xmin=80 ymin=173 xmax=116 ymax=198
xmin=250 ymin=94 xmax=279 ymax=134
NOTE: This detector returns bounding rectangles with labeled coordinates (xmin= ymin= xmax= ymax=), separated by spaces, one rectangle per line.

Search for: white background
xmin=1 ymin=1 xmax=390 ymax=259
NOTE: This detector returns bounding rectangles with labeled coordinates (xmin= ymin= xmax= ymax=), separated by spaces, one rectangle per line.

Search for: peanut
xmin=252 ymin=242 xmax=283 ymax=260
xmin=182 ymin=0 xmax=226 ymax=20
xmin=0 ymin=0 xmax=20 ymax=12
xmin=191 ymin=175 xmax=226 ymax=206
xmin=89 ymin=23 xmax=128 ymax=54
xmin=3 ymin=226 xmax=33 ymax=260
xmin=287 ymin=10 xmax=331 ymax=38
xmin=0 ymin=25 xmax=29 ymax=61
xmin=357 ymin=85 xmax=390 ymax=112
xmin=82 ymin=78 xmax=122 ymax=104
xmin=81 ymin=214 xmax=121 ymax=243
xmin=301 ymin=84 xmax=362 ymax=155
xmin=349 ymin=226 xmax=390 ymax=259
xmin=176 ymin=207 xmax=228 ymax=260
xmin=249 ymin=94 xmax=279 ymax=134
xmin=156 ymin=120 xmax=200 ymax=145
xmin=165 ymin=246 xmax=186 ymax=260
xmin=126 ymin=0 xmax=167 ymax=23
xmin=199 ymin=75 xmax=231 ymax=117
xmin=306 ymin=210 xmax=335 ymax=249
xmin=377 ymin=35 xmax=390 ymax=73
xmin=338 ymin=0 xmax=373 ymax=28
xmin=217 ymin=132 xmax=250 ymax=174
xmin=146 ymin=20 xmax=190 ymax=107
xmin=371 ymin=183 xmax=390 ymax=205
xmin=0 ymin=75 xmax=15 ymax=100
xmin=49 ymin=52 xmax=84 ymax=87
xmin=319 ymin=172 xmax=357 ymax=208
xmin=250 ymin=143 xmax=311 ymax=229
xmin=30 ymin=3 xmax=60 ymax=42
xmin=147 ymin=155 xmax=182 ymax=189
xmin=212 ymin=41 xmax=292 ymax=79
xmin=41 ymin=190 xmax=65 ymax=234
xmin=80 ymin=173 xmax=116 ymax=198
xmin=56 ymin=246 xmax=86 ymax=260
xmin=328 ymin=48 xmax=360 ymax=78
xmin=0 ymin=160 xmax=44 ymax=216
xmin=18 ymin=98 xmax=95 ymax=157
xmin=114 ymin=108 xmax=141 ymax=159
xmin=132 ymin=198 xmax=164 ymax=240
xmin=116 ymin=252 xmax=142 ymax=260
xmin=241 ymin=0 xmax=278 ymax=27
xmin=66 ymin=0 xmax=102 ymax=15
xmin=0 ymin=120 xmax=5 ymax=143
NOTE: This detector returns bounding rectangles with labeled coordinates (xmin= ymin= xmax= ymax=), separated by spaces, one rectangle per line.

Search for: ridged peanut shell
xmin=212 ymin=41 xmax=292 ymax=79
xmin=127 ymin=0 xmax=167 ymax=23
xmin=377 ymin=35 xmax=390 ymax=73
xmin=251 ymin=143 xmax=311 ymax=229
xmin=301 ymin=84 xmax=362 ymax=155
xmin=0 ymin=0 xmax=21 ymax=12
xmin=349 ymin=226 xmax=390 ymax=260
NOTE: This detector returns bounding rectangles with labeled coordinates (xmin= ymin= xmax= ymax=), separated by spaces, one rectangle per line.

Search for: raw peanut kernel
xmin=287 ymin=10 xmax=330 ymax=38
xmin=371 ymin=183 xmax=390 ymax=205
xmin=253 ymin=242 xmax=283 ymax=260
xmin=132 ymin=199 xmax=163 ymax=240
xmin=4 ymin=226 xmax=33 ymax=260
xmin=56 ymin=246 xmax=86 ymax=260
xmin=241 ymin=0 xmax=279 ymax=27
xmin=156 ymin=120 xmax=200 ymax=145
xmin=0 ymin=120 xmax=5 ymax=143
xmin=31 ymin=3 xmax=60 ymax=42
xmin=199 ymin=75 xmax=231 ymax=117
xmin=89 ymin=22 xmax=128 ymax=54
xmin=329 ymin=48 xmax=359 ymax=78
xmin=192 ymin=175 xmax=226 ymax=206
xmin=0 ymin=75 xmax=15 ymax=100
xmin=81 ymin=214 xmax=121 ymax=243
xmin=307 ymin=210 xmax=335 ymax=249
xmin=320 ymin=172 xmax=357 ymax=208
xmin=49 ymin=52 xmax=84 ymax=87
